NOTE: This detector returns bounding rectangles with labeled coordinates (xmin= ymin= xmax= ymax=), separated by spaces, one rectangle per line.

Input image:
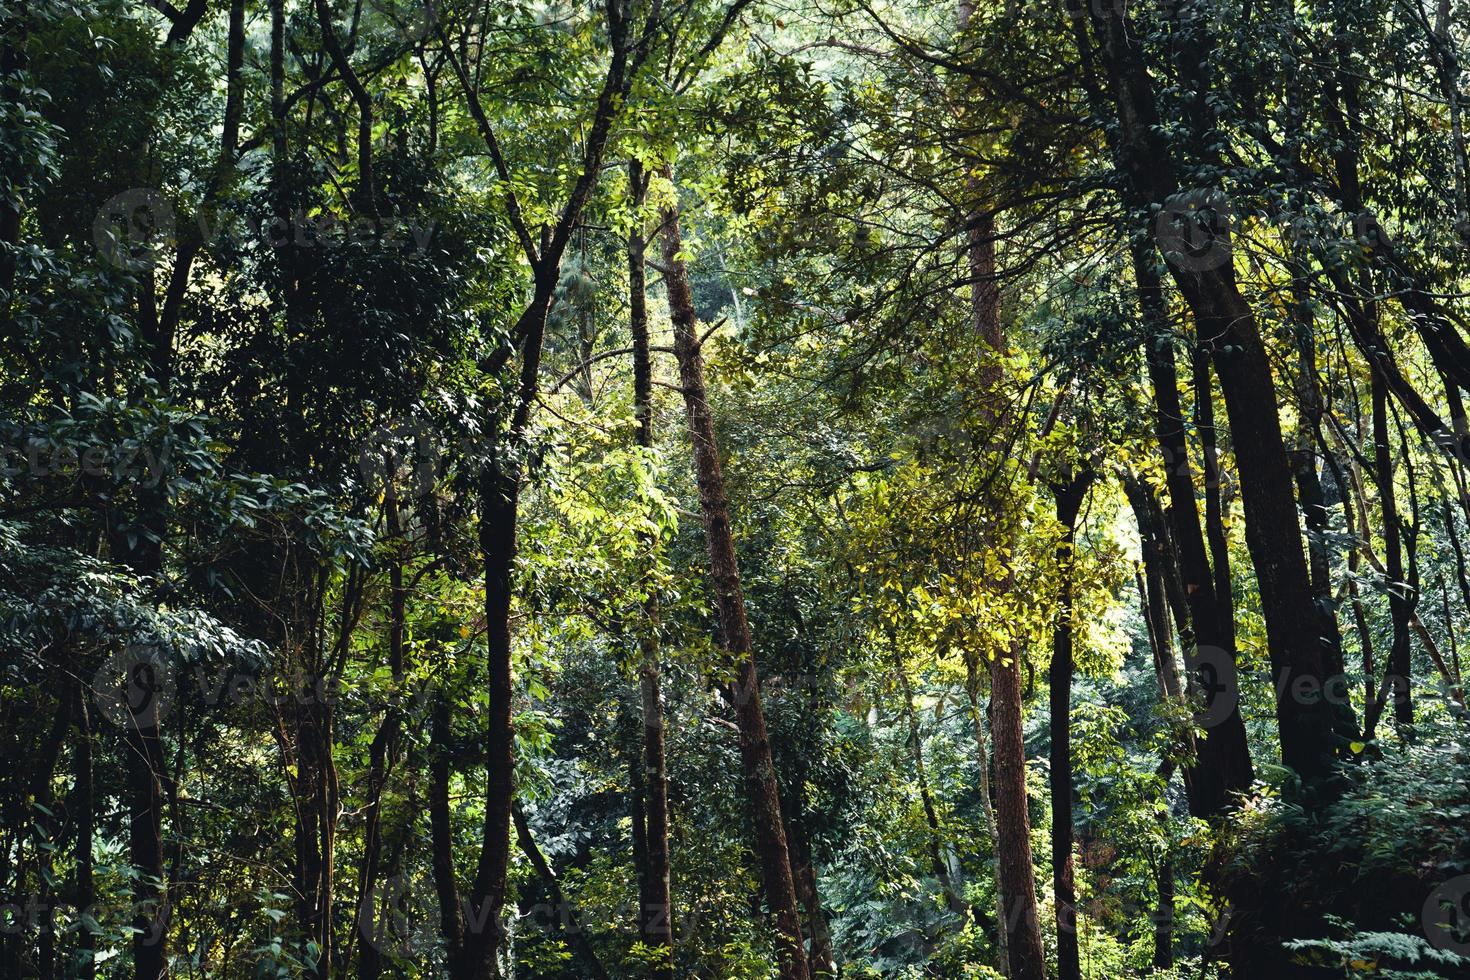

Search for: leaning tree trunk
xmin=1131 ymin=245 xmax=1254 ymax=816
xmin=513 ymin=806 xmax=612 ymax=980
xmin=1086 ymin=3 xmax=1338 ymax=785
xmin=659 ymin=170 xmax=810 ymax=980
xmin=787 ymin=785 xmax=835 ymax=976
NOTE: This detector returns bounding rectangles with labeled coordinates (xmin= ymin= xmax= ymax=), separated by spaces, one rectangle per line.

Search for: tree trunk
xmin=1131 ymin=246 xmax=1253 ymax=815
xmin=124 ymin=698 xmax=168 ymax=980
xmin=465 ymin=455 xmax=523 ymax=978
xmin=1289 ymin=299 xmax=1352 ymax=701
xmin=1371 ymin=372 xmax=1414 ymax=731
xmin=355 ymin=485 xmax=409 ymax=980
xmin=428 ymin=688 xmax=470 ymax=977
xmin=1132 ymin=521 xmax=1186 ymax=973
xmin=512 ymin=806 xmax=611 ymax=980
xmin=659 ymin=171 xmax=810 ymax=980
xmin=989 ymin=647 xmax=1046 ymax=980
xmin=1192 ymin=349 xmax=1236 ymax=654
xmin=627 ymin=159 xmax=674 ymax=979
xmin=965 ymin=205 xmax=1047 ymax=980
xmin=74 ymin=684 xmax=96 ymax=980
xmin=1049 ymin=468 xmax=1094 ymax=980
xmin=1087 ymin=4 xmax=1337 ymax=784
xmin=787 ymin=803 xmax=835 ymax=977
xmin=1153 ymin=849 xmax=1175 ymax=969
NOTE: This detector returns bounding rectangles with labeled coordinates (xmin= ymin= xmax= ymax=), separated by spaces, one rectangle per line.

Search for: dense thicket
xmin=3 ymin=0 xmax=1470 ymax=976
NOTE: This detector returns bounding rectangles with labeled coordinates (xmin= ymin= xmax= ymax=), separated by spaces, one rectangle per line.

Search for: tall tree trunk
xmin=966 ymin=207 xmax=1047 ymax=980
xmin=1192 ymin=349 xmax=1236 ymax=652
xmin=123 ymin=695 xmax=168 ymax=980
xmin=355 ymin=484 xmax=408 ymax=980
xmin=659 ymin=171 xmax=809 ymax=980
xmin=1153 ymin=836 xmax=1176 ymax=970
xmin=963 ymin=657 xmax=1010 ymax=975
xmin=1371 ymin=372 xmax=1414 ymax=730
xmin=1287 ymin=287 xmax=1356 ymax=734
xmin=1086 ymin=4 xmax=1338 ymax=784
xmin=430 ymin=11 xmax=635 ymax=967
xmin=627 ymin=159 xmax=674 ymax=979
xmin=1132 ymin=521 xmax=1188 ymax=973
xmin=1049 ymin=468 xmax=1094 ymax=980
xmin=293 ymin=677 xmax=339 ymax=980
xmin=989 ymin=648 xmax=1045 ymax=980
xmin=465 ymin=452 xmax=525 ymax=977
xmin=73 ymin=684 xmax=96 ymax=980
xmin=786 ymin=790 xmax=835 ymax=977
xmin=1126 ymin=480 xmax=1189 ymax=707
xmin=1131 ymin=246 xmax=1253 ymax=815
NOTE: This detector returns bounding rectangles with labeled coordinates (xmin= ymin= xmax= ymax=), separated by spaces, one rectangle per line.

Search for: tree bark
xmin=123 ymin=696 xmax=168 ymax=980
xmin=1086 ymin=5 xmax=1338 ymax=785
xmin=1049 ymin=468 xmax=1093 ymax=980
xmin=1132 ymin=523 xmax=1186 ymax=973
xmin=430 ymin=8 xmax=637 ymax=969
xmin=627 ymin=159 xmax=674 ymax=979
xmin=1130 ymin=247 xmax=1254 ymax=816
xmin=787 ymin=795 xmax=835 ymax=977
xmin=354 ymin=485 xmax=409 ymax=980
xmin=1370 ymin=372 xmax=1414 ymax=731
xmin=659 ymin=171 xmax=810 ymax=980
xmin=1192 ymin=350 xmax=1236 ymax=652
xmin=1286 ymin=285 xmax=1358 ymax=737
xmin=989 ymin=647 xmax=1045 ymax=980
xmin=966 ymin=207 xmax=1047 ymax=980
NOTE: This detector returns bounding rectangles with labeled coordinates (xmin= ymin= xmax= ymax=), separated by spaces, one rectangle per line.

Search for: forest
xmin=4 ymin=0 xmax=1470 ymax=975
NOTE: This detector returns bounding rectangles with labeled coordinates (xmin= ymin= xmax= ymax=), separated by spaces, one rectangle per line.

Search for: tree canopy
xmin=4 ymin=0 xmax=1470 ymax=976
